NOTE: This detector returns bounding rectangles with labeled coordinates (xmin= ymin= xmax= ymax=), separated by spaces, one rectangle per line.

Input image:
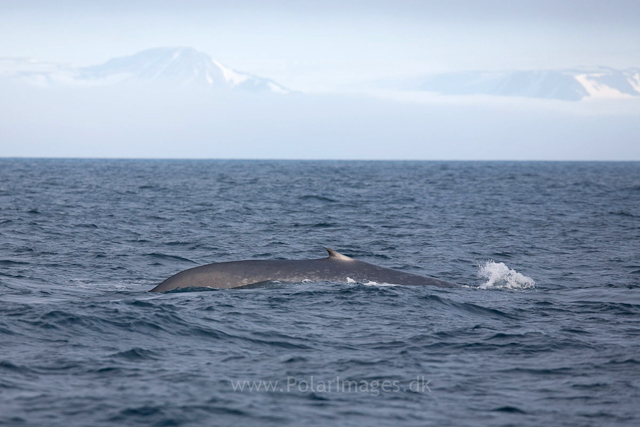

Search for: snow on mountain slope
xmin=1 ymin=47 xmax=289 ymax=94
xmin=2 ymin=49 xmax=637 ymax=102
xmin=574 ymin=69 xmax=640 ymax=99
xmin=411 ymin=68 xmax=640 ymax=101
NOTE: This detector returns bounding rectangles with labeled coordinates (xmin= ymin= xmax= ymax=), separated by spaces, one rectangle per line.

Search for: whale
xmin=150 ymin=248 xmax=455 ymax=292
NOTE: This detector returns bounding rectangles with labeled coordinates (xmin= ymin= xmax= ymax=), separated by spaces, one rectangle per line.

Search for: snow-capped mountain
xmin=3 ymin=50 xmax=638 ymax=102
xmin=1 ymin=47 xmax=289 ymax=93
xmin=403 ymin=68 xmax=640 ymax=101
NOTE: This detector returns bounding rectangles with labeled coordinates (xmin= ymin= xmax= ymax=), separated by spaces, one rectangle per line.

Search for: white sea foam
xmin=345 ymin=277 xmax=397 ymax=287
xmin=362 ymin=280 xmax=398 ymax=287
xmin=478 ymin=261 xmax=536 ymax=290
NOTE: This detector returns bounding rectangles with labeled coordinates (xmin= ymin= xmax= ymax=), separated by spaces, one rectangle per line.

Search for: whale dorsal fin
xmin=326 ymin=248 xmax=353 ymax=261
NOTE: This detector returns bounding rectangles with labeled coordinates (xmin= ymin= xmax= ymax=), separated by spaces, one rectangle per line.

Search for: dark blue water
xmin=1 ymin=159 xmax=639 ymax=426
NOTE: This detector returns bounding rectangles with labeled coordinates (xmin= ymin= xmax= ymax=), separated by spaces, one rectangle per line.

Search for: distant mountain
xmin=0 ymin=47 xmax=289 ymax=94
xmin=3 ymin=51 xmax=638 ymax=102
xmin=400 ymin=68 xmax=640 ymax=101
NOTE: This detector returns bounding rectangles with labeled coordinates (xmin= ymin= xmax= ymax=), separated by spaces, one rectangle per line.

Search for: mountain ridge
xmin=2 ymin=48 xmax=639 ymax=101
xmin=0 ymin=47 xmax=289 ymax=94
xmin=393 ymin=68 xmax=640 ymax=101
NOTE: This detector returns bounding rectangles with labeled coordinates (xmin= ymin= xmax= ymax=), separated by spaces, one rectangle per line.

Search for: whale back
xmin=150 ymin=248 xmax=454 ymax=292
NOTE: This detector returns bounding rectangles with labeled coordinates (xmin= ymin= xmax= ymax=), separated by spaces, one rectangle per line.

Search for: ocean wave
xmin=1 ymin=159 xmax=638 ymax=426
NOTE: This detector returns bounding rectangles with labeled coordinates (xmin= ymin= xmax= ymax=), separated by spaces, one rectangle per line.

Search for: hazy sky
xmin=1 ymin=0 xmax=639 ymax=91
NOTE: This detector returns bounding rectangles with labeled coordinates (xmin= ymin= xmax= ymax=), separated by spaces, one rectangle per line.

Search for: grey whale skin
xmin=150 ymin=248 xmax=455 ymax=292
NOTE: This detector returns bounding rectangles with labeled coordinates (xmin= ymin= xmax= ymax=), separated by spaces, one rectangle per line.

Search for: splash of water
xmin=478 ymin=260 xmax=536 ymax=290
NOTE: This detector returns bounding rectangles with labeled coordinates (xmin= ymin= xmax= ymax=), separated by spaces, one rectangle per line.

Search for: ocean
xmin=0 ymin=159 xmax=639 ymax=426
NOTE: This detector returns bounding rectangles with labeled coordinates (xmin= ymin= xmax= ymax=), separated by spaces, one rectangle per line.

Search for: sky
xmin=0 ymin=0 xmax=639 ymax=160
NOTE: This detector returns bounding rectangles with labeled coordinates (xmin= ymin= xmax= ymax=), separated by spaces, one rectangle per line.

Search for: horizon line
xmin=1 ymin=157 xmax=638 ymax=163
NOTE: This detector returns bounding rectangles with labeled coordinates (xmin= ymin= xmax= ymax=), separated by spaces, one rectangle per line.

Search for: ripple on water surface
xmin=0 ymin=160 xmax=639 ymax=426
